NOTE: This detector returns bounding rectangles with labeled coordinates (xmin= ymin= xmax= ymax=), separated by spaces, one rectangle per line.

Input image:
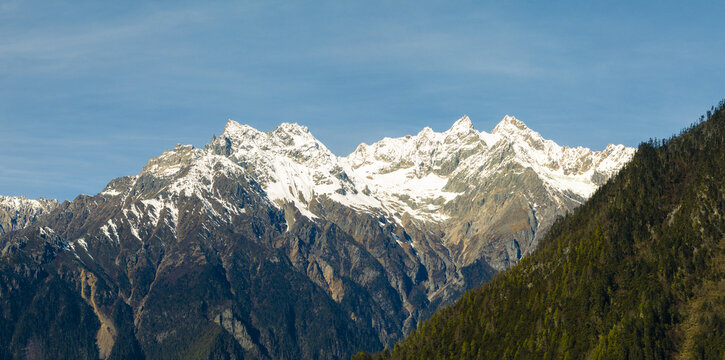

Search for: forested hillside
xmin=357 ymin=101 xmax=725 ymax=359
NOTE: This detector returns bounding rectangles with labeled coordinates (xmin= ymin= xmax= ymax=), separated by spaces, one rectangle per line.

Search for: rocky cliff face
xmin=0 ymin=115 xmax=634 ymax=359
xmin=0 ymin=196 xmax=58 ymax=234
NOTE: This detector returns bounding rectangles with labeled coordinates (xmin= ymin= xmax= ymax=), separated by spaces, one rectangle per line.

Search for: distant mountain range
xmin=0 ymin=196 xmax=57 ymax=235
xmin=0 ymin=115 xmax=633 ymax=359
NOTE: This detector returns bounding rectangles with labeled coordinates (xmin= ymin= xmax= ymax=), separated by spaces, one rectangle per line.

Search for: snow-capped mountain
xmin=345 ymin=115 xmax=633 ymax=223
xmin=0 ymin=195 xmax=58 ymax=234
xmin=0 ymin=115 xmax=634 ymax=359
xmin=115 ymin=115 xmax=633 ymax=271
xmin=133 ymin=114 xmax=631 ymax=231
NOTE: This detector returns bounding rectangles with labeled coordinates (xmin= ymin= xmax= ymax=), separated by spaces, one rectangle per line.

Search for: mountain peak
xmin=221 ymin=119 xmax=259 ymax=139
xmin=491 ymin=115 xmax=528 ymax=134
xmin=275 ymin=122 xmax=310 ymax=135
xmin=223 ymin=118 xmax=242 ymax=132
xmin=417 ymin=126 xmax=435 ymax=137
xmin=446 ymin=115 xmax=475 ymax=134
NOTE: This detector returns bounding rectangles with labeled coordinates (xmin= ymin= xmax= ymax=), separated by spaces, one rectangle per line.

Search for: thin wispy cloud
xmin=0 ymin=6 xmax=209 ymax=75
xmin=314 ymin=32 xmax=544 ymax=78
xmin=0 ymin=0 xmax=21 ymax=14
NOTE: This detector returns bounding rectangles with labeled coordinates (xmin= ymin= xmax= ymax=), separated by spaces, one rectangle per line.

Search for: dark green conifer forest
xmin=356 ymin=101 xmax=725 ymax=359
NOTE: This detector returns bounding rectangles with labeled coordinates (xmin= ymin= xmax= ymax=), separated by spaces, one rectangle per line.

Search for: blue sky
xmin=1 ymin=1 xmax=723 ymax=201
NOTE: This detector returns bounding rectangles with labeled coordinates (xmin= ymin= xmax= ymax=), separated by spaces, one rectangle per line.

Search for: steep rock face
xmin=0 ymin=115 xmax=633 ymax=359
xmin=0 ymin=196 xmax=58 ymax=234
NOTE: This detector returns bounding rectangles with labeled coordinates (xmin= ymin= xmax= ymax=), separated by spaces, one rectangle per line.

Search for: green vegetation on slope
xmin=356 ymin=101 xmax=725 ymax=360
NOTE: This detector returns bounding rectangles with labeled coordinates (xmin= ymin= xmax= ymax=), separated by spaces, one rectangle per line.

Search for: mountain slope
xmin=361 ymin=102 xmax=725 ymax=359
xmin=0 ymin=115 xmax=632 ymax=359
